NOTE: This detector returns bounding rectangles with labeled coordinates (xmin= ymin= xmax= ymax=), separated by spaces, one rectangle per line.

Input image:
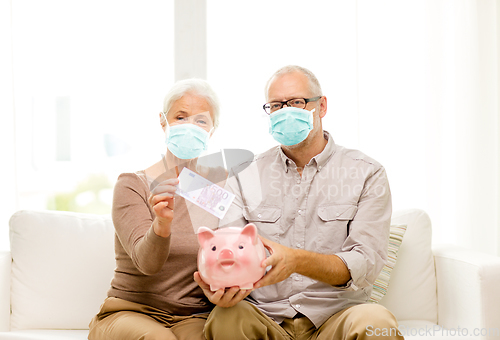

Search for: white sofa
xmin=1 ymin=209 xmax=499 ymax=340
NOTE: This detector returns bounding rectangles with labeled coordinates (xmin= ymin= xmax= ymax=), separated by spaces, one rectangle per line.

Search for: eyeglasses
xmin=263 ymin=96 xmax=322 ymax=115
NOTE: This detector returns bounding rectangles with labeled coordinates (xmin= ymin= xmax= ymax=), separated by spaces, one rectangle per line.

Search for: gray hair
xmin=163 ymin=78 xmax=220 ymax=129
xmin=265 ymin=65 xmax=323 ymax=101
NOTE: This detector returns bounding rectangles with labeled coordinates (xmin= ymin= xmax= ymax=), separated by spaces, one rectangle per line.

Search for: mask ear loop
xmin=161 ymin=112 xmax=171 ymax=136
xmin=307 ymin=108 xmax=316 ymax=127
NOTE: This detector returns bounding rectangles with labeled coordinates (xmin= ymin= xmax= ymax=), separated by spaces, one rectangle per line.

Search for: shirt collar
xmin=277 ymin=130 xmax=336 ymax=173
xmin=277 ymin=145 xmax=290 ymax=172
xmin=313 ymin=130 xmax=336 ymax=170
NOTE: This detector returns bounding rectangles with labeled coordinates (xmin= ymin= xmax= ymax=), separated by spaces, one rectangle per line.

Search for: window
xmin=3 ymin=0 xmax=174 ymax=250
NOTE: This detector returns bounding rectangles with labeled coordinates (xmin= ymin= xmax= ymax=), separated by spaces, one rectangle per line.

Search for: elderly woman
xmin=88 ymin=79 xmax=225 ymax=340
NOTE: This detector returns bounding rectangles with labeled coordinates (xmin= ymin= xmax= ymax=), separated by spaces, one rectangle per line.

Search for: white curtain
xmin=356 ymin=0 xmax=499 ymax=255
xmin=0 ymin=0 xmax=17 ymax=251
xmin=423 ymin=0 xmax=499 ymax=255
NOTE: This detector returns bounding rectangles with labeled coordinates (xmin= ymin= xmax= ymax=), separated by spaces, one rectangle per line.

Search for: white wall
xmin=175 ymin=0 xmax=206 ymax=81
xmin=356 ymin=0 xmax=499 ymax=255
xmin=422 ymin=0 xmax=498 ymax=255
xmin=205 ymin=0 xmax=500 ymax=255
xmin=1 ymin=0 xmax=499 ymax=256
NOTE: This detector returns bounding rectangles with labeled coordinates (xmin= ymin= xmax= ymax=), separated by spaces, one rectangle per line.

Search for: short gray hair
xmin=163 ymin=78 xmax=220 ymax=129
xmin=265 ymin=65 xmax=323 ymax=101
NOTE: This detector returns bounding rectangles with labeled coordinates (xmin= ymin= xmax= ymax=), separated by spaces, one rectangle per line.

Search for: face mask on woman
xmin=165 ymin=121 xmax=212 ymax=160
xmin=269 ymin=107 xmax=315 ymax=146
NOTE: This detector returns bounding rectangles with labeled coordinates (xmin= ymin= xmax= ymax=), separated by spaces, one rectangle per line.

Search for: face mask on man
xmin=268 ymin=107 xmax=315 ymax=146
xmin=163 ymin=112 xmax=212 ymax=159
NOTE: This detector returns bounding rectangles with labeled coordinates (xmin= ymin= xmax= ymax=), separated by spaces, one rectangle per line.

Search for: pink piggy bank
xmin=197 ymin=223 xmax=266 ymax=291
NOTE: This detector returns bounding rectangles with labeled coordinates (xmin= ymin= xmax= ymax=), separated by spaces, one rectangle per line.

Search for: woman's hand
xmin=148 ymin=177 xmax=179 ymax=237
xmin=193 ymin=272 xmax=252 ymax=308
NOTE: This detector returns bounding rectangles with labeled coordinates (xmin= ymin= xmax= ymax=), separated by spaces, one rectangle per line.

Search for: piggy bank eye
xmin=238 ymin=243 xmax=244 ymax=249
xmin=211 ymin=245 xmax=216 ymax=251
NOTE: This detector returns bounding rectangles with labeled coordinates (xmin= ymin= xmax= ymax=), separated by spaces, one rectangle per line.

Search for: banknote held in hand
xmin=176 ymin=168 xmax=235 ymax=222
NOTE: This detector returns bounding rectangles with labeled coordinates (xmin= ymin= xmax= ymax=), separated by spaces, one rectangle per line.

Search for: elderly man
xmin=195 ymin=65 xmax=403 ymax=340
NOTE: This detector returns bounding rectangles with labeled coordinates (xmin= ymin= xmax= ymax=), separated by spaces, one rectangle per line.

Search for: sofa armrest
xmin=0 ymin=251 xmax=11 ymax=332
xmin=433 ymin=244 xmax=500 ymax=340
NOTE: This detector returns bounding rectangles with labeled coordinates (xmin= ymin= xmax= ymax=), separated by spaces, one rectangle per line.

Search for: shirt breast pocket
xmin=243 ymin=205 xmax=282 ymax=241
xmin=316 ymin=204 xmax=358 ymax=253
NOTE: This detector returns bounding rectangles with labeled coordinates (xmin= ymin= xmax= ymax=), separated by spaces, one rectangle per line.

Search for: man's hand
xmin=254 ymin=236 xmax=352 ymax=288
xmin=254 ymin=236 xmax=297 ymax=289
xmin=149 ymin=177 xmax=179 ymax=237
xmin=193 ymin=271 xmax=252 ymax=308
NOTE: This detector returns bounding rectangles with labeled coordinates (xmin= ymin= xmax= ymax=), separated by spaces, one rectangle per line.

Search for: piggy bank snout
xmin=197 ymin=224 xmax=266 ymax=291
xmin=218 ymin=249 xmax=234 ymax=260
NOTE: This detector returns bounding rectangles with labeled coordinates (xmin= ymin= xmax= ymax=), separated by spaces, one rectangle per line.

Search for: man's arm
xmin=256 ymin=166 xmax=391 ymax=289
xmin=254 ymin=238 xmax=351 ymax=289
xmin=334 ymin=167 xmax=392 ymax=289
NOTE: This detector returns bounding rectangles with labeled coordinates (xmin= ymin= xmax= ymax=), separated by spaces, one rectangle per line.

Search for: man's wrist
xmin=292 ymin=248 xmax=307 ymax=274
xmin=292 ymin=249 xmax=351 ymax=286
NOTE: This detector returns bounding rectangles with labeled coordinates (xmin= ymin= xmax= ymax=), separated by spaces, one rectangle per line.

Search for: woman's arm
xmin=112 ymin=173 xmax=177 ymax=275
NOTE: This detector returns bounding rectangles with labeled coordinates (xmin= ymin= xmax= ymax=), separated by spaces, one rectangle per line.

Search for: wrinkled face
xmin=267 ymin=72 xmax=317 ymax=113
xmin=266 ymin=71 xmax=326 ymax=140
xmin=160 ymin=93 xmax=214 ymax=133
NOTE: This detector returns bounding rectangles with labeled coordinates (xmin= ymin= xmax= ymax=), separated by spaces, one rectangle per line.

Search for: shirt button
xmin=294 ymin=275 xmax=300 ymax=281
xmin=318 ymin=166 xmax=322 ymax=171
xmin=298 ymin=210 xmax=302 ymax=215
xmin=258 ymin=213 xmax=262 ymax=219
xmin=335 ymin=213 xmax=340 ymax=217
xmin=296 ymin=179 xmax=300 ymax=184
xmin=296 ymin=304 xmax=301 ymax=309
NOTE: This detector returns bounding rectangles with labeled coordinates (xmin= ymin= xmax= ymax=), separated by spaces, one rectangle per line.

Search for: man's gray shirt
xmin=220 ymin=131 xmax=392 ymax=328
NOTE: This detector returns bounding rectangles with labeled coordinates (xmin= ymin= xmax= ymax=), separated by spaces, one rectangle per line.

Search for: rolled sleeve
xmin=336 ymin=167 xmax=392 ymax=289
xmin=334 ymin=252 xmax=364 ymax=291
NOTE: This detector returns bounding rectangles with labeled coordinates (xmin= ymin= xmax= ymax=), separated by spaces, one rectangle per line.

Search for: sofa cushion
xmin=369 ymin=224 xmax=407 ymax=303
xmin=9 ymin=210 xmax=115 ymax=330
xmin=0 ymin=329 xmax=89 ymax=339
xmin=380 ymin=209 xmax=438 ymax=323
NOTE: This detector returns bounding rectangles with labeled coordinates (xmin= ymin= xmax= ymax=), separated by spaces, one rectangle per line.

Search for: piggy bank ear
xmin=197 ymin=227 xmax=215 ymax=247
xmin=241 ymin=223 xmax=259 ymax=245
